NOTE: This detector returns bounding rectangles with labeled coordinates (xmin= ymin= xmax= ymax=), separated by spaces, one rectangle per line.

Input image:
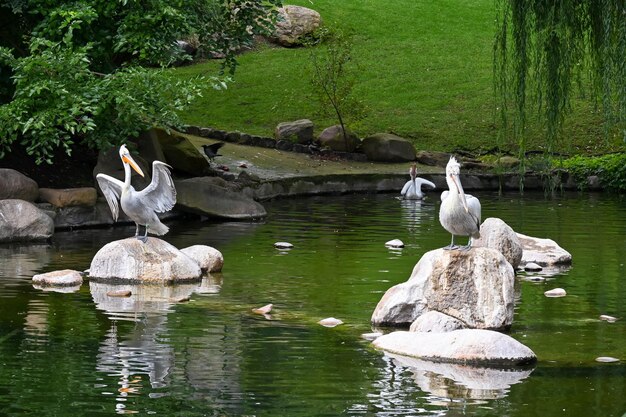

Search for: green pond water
xmin=0 ymin=191 xmax=625 ymax=416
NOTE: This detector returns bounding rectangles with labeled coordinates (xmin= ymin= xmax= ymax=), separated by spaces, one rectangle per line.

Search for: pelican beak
xmin=122 ymin=154 xmax=145 ymax=177
xmin=450 ymin=174 xmax=469 ymax=212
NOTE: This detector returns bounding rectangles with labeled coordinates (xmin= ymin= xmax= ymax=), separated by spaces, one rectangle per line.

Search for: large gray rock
xmin=0 ymin=199 xmax=54 ymax=242
xmin=473 ymin=218 xmax=523 ymax=268
xmin=371 ymin=247 xmax=515 ymax=329
xmin=272 ymin=5 xmax=322 ymax=47
xmin=89 ymin=237 xmax=202 ymax=283
xmin=362 ymin=133 xmax=416 ymax=162
xmin=409 ymin=311 xmax=466 ymax=333
xmin=175 ymin=177 xmax=266 ymax=220
xmin=517 ymin=232 xmax=572 ymax=266
xmin=152 ymin=127 xmax=212 ymax=177
xmin=386 ymin=352 xmax=534 ymax=401
xmin=373 ymin=329 xmax=536 ymax=366
xmin=415 ymin=151 xmax=452 ymax=167
xmin=0 ymin=168 xmax=39 ymax=201
xmin=317 ymin=125 xmax=360 ymax=152
xmin=275 ymin=119 xmax=314 ymax=144
xmin=180 ymin=245 xmax=224 ymax=273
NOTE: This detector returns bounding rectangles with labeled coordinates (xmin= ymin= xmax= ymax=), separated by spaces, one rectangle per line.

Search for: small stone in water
xmin=107 ymin=290 xmax=132 ymax=298
xmin=524 ymin=262 xmax=543 ymax=271
xmin=600 ymin=315 xmax=618 ymax=323
xmin=318 ymin=317 xmax=344 ymax=327
xmin=385 ymin=239 xmax=404 ymax=248
xmin=252 ymin=303 xmax=273 ymax=315
xmin=361 ymin=332 xmax=383 ymax=341
xmin=595 ymin=356 xmax=620 ymax=363
xmin=544 ymin=288 xmax=567 ymax=297
xmin=274 ymin=242 xmax=293 ymax=249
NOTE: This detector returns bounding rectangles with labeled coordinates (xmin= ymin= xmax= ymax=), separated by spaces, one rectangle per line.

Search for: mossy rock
xmin=152 ymin=127 xmax=211 ymax=176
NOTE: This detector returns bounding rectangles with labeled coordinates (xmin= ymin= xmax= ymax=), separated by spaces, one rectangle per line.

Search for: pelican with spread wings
xmin=96 ymin=145 xmax=176 ymax=242
xmin=400 ymin=163 xmax=436 ymax=199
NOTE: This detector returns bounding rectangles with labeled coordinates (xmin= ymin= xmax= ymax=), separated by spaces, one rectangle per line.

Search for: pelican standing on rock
xmin=400 ymin=163 xmax=436 ymax=199
xmin=96 ymin=144 xmax=176 ymax=242
xmin=439 ymin=156 xmax=481 ymax=250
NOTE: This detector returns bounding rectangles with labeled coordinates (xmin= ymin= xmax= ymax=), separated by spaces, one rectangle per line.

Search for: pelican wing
xmin=466 ymin=195 xmax=482 ymax=228
xmin=136 ymin=161 xmax=176 ymax=213
xmin=415 ymin=178 xmax=436 ymax=190
xmin=96 ymin=173 xmax=124 ymax=221
xmin=400 ymin=180 xmax=413 ymax=196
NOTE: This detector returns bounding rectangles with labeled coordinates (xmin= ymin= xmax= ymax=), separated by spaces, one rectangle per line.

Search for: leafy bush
xmin=561 ymin=153 xmax=626 ymax=192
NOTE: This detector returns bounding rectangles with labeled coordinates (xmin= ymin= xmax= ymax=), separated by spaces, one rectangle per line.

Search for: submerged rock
xmin=180 ymin=245 xmax=224 ymax=272
xmin=517 ymin=233 xmax=572 ymax=266
xmin=599 ymin=315 xmax=618 ymax=323
xmin=385 ymin=239 xmax=404 ymax=248
xmin=595 ymin=357 xmax=619 ymax=363
xmin=0 ymin=199 xmax=54 ymax=243
xmin=32 ymin=269 xmax=83 ymax=287
xmin=544 ymin=288 xmax=567 ymax=298
xmin=89 ymin=237 xmax=202 ymax=283
xmin=318 ymin=317 xmax=344 ymax=327
xmin=373 ymin=329 xmax=536 ymax=366
xmin=252 ymin=304 xmax=273 ymax=315
xmin=371 ymin=247 xmax=515 ymax=330
xmin=274 ymin=242 xmax=294 ymax=249
xmin=524 ymin=262 xmax=543 ymax=271
xmin=387 ymin=352 xmax=534 ymax=400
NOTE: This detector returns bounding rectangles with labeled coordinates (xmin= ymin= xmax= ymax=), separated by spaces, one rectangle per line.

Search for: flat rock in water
xmin=180 ymin=245 xmax=224 ymax=272
xmin=544 ymin=288 xmax=567 ymax=298
xmin=274 ymin=242 xmax=293 ymax=249
xmin=373 ymin=329 xmax=536 ymax=366
xmin=385 ymin=239 xmax=404 ymax=248
xmin=517 ymin=233 xmax=572 ymax=266
xmin=524 ymin=262 xmax=543 ymax=271
xmin=318 ymin=317 xmax=344 ymax=327
xmin=599 ymin=315 xmax=618 ymax=323
xmin=361 ymin=332 xmax=383 ymax=341
xmin=32 ymin=269 xmax=83 ymax=287
xmin=595 ymin=357 xmax=620 ymax=363
xmin=89 ymin=237 xmax=202 ymax=283
xmin=252 ymin=303 xmax=273 ymax=315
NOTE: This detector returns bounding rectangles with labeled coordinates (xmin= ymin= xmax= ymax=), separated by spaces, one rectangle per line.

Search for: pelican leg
xmin=443 ymin=235 xmax=459 ymax=250
xmin=459 ymin=237 xmax=474 ymax=251
xmin=136 ymin=224 xmax=148 ymax=243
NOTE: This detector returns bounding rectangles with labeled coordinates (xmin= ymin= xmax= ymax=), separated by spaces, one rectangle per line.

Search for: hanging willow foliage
xmin=494 ymin=0 xmax=626 ymax=157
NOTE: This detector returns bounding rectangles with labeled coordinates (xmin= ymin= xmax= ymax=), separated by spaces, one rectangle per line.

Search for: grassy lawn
xmin=173 ymin=0 xmax=622 ymax=156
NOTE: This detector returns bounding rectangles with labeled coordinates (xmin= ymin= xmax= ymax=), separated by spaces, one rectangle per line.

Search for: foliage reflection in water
xmin=0 ymin=192 xmax=625 ymax=416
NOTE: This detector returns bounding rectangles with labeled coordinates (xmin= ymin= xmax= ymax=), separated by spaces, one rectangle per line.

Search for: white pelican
xmin=400 ymin=163 xmax=436 ymax=199
xmin=439 ymin=156 xmax=481 ymax=250
xmin=96 ymin=145 xmax=176 ymax=242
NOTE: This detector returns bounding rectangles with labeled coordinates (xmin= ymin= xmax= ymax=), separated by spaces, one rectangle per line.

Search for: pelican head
xmin=446 ymin=156 xmax=469 ymax=212
xmin=409 ymin=163 xmax=417 ymax=180
xmin=119 ymin=145 xmax=145 ymax=177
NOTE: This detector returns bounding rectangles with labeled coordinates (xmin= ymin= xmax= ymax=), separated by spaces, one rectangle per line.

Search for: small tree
xmin=308 ymin=29 xmax=365 ymax=150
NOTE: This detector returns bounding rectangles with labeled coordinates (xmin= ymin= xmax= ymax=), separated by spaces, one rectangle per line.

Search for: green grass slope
xmin=174 ymin=0 xmax=620 ymax=156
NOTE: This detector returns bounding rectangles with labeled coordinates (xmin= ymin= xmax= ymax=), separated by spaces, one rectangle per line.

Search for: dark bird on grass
xmin=96 ymin=145 xmax=176 ymax=242
xmin=439 ymin=156 xmax=481 ymax=250
xmin=202 ymin=142 xmax=225 ymax=163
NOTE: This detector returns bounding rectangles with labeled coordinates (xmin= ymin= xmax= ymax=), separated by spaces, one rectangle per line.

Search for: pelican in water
xmin=400 ymin=163 xmax=436 ymax=199
xmin=96 ymin=145 xmax=176 ymax=242
xmin=439 ymin=156 xmax=481 ymax=250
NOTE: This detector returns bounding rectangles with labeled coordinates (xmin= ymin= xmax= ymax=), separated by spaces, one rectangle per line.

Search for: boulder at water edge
xmin=473 ymin=217 xmax=523 ymax=268
xmin=89 ymin=238 xmax=202 ymax=283
xmin=517 ymin=233 xmax=572 ymax=266
xmin=371 ymin=247 xmax=514 ymax=330
xmin=32 ymin=269 xmax=83 ymax=286
xmin=373 ymin=329 xmax=536 ymax=366
xmin=0 ymin=199 xmax=54 ymax=243
xmin=180 ymin=245 xmax=224 ymax=273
